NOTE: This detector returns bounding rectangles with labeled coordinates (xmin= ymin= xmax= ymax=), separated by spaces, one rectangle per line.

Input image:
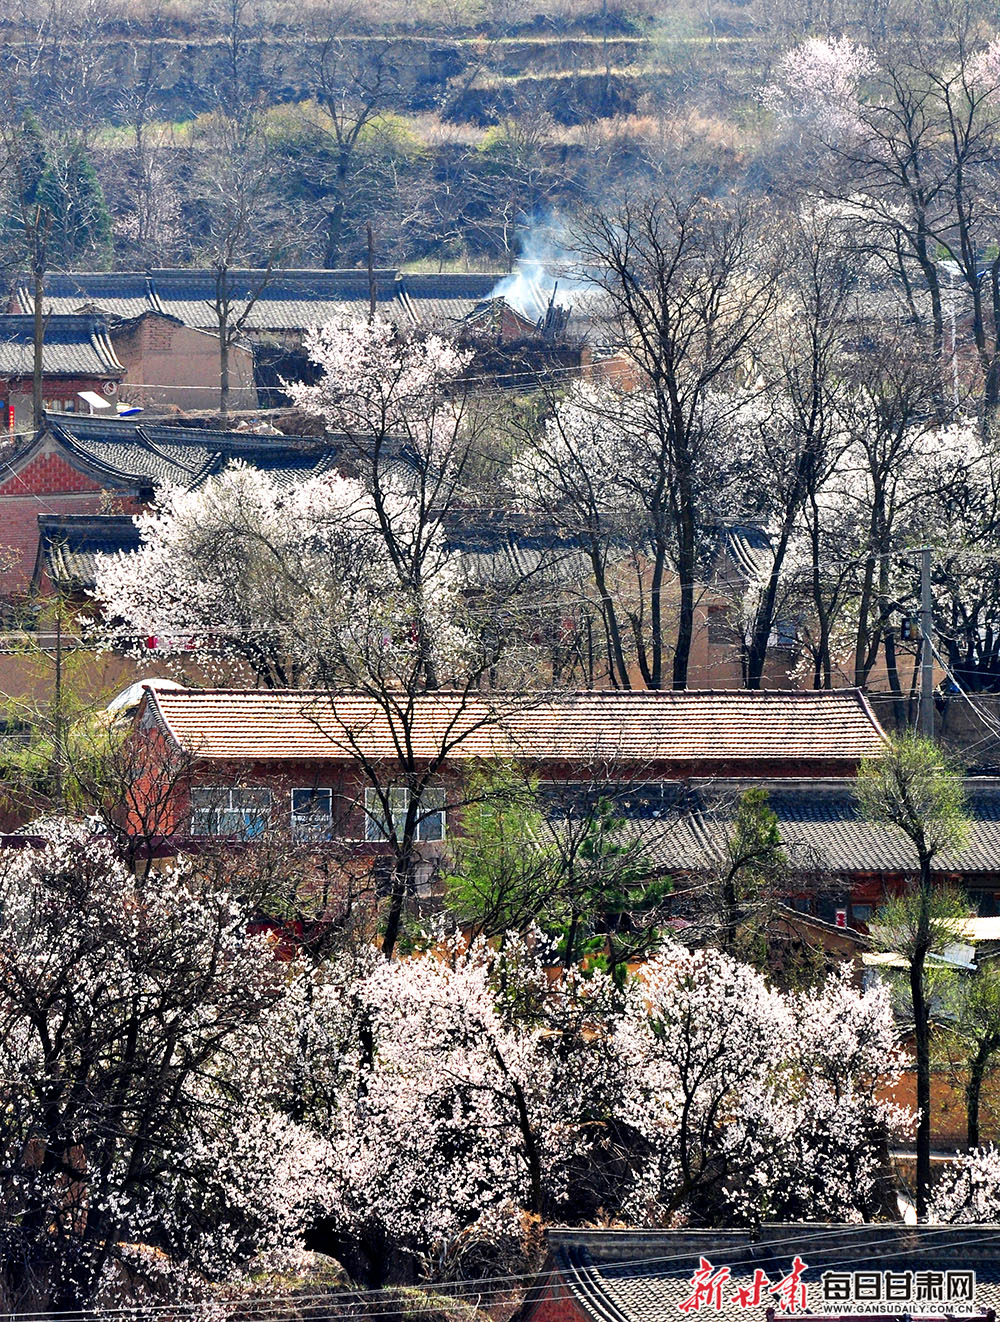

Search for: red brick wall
xmin=0 ymin=451 xmax=104 ymax=497
xmin=132 ymin=750 xmax=872 ymax=856
xmin=0 ymin=493 xmax=103 ymax=598
xmin=521 ymin=1275 xmax=592 ymax=1322
xmin=0 ymin=446 xmax=145 ymax=598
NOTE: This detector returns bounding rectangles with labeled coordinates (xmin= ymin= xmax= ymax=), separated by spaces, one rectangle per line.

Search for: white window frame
xmin=290 ymin=787 xmax=334 ymax=841
xmin=363 ymin=786 xmax=446 ymax=843
xmin=190 ymin=786 xmax=272 ymax=837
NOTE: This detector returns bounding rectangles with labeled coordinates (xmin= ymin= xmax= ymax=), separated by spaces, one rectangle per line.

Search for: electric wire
xmin=0 ymin=1226 xmax=995 ymax=1321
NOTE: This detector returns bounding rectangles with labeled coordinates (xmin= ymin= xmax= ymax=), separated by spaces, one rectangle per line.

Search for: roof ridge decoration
xmin=133 ymin=425 xmax=217 ymax=473
xmin=90 ymin=324 xmax=125 ymax=373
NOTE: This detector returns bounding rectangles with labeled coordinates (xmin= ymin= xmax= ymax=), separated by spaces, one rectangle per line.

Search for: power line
xmin=0 ymin=1226 xmax=994 ymax=1321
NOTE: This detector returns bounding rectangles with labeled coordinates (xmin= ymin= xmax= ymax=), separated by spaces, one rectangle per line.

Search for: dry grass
xmin=405 ymin=110 xmax=488 ymax=147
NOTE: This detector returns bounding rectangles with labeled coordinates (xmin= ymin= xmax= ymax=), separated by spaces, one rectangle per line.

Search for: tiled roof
xmin=35 ymin=514 xmax=143 ymax=590
xmin=33 ymin=415 xmax=342 ymax=492
xmin=628 ymin=779 xmax=1000 ymax=876
xmin=12 ymin=268 xmax=599 ymax=340
xmin=394 ymin=272 xmax=510 ymax=329
xmin=0 ymin=315 xmax=123 ymax=377
xmin=710 ymin=522 xmax=774 ymax=581
xmin=540 ymin=1226 xmax=1000 ymax=1322
xmin=444 ymin=515 xmax=591 ymax=589
xmin=149 ymin=268 xmax=398 ymax=332
xmin=766 ymin=781 xmax=1000 ymax=874
xmin=143 ymin=688 xmax=887 ymax=766
xmin=15 ymin=273 xmax=155 ymax=320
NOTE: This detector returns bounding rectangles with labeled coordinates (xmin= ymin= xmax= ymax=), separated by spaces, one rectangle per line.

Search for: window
xmin=770 ymin=618 xmax=797 ymax=649
xmin=291 ymin=787 xmax=333 ymax=840
xmin=364 ymin=787 xmax=446 ymax=843
xmin=851 ymin=904 xmax=873 ymax=923
xmin=190 ymin=787 xmax=272 ymax=837
xmin=706 ymin=607 xmax=731 ymax=645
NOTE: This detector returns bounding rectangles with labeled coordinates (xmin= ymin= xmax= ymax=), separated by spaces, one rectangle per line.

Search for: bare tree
xmin=194 ymin=112 xmax=280 ymax=413
xmin=0 ymin=20 xmax=113 ymax=428
xmin=739 ymin=206 xmax=853 ymax=688
xmin=296 ymin=3 xmax=409 ymax=268
xmin=575 ymin=189 xmax=776 ymax=688
xmin=194 ymin=0 xmax=289 ymax=412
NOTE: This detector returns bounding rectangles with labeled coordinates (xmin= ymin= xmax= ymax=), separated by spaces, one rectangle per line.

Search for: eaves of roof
xmin=38 ymin=424 xmax=151 ymax=491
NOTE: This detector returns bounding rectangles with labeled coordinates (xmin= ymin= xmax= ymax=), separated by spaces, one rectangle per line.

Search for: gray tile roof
xmin=33 ymin=415 xmax=342 ymax=493
xmin=10 ymin=268 xmax=599 ymax=340
xmin=628 ymin=780 xmax=1000 ymax=877
xmin=443 ymin=515 xmax=592 ymax=589
xmin=35 ymin=514 xmax=143 ymax=591
xmin=541 ymin=1226 xmax=1000 ymax=1322
xmin=710 ymin=523 xmax=774 ymax=581
xmin=14 ymin=273 xmax=155 ymax=320
xmin=395 ymin=272 xmax=514 ymax=329
xmin=0 ymin=315 xmax=123 ymax=377
xmin=148 ymin=268 xmax=398 ymax=332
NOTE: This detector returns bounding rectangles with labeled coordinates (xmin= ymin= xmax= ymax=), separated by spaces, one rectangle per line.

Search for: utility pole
xmin=53 ymin=600 xmax=63 ymax=808
xmin=920 ymin=546 xmax=934 ymax=740
xmin=366 ymin=223 xmax=377 ymax=321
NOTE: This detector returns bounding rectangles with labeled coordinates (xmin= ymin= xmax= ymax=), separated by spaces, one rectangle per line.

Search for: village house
xmin=106 ymin=310 xmax=256 ymax=412
xmin=12 ymin=268 xmax=589 ymax=342
xmin=0 ymin=413 xmax=345 ymax=603
xmin=0 ymin=409 xmax=778 ymax=691
xmin=11 ymin=268 xmax=604 ymax=398
xmin=5 ymin=281 xmax=257 ymax=413
xmin=7 ymin=264 xmax=637 ymax=401
xmin=125 ymin=684 xmax=1000 ymax=928
xmin=128 ymin=686 xmax=889 ymax=909
xmin=0 ymin=314 xmax=124 ymax=433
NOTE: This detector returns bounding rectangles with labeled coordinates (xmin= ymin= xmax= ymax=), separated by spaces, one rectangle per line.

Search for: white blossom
xmin=930 ymin=1145 xmax=1000 ymax=1222
xmin=764 ymin=38 xmax=875 ymax=140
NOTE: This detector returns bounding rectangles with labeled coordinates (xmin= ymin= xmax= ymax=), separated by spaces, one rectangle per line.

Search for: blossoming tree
xmin=289 ymin=936 xmax=913 ymax=1285
xmin=0 ymin=820 xmax=328 ymax=1314
xmin=95 ymin=320 xmax=546 ymax=958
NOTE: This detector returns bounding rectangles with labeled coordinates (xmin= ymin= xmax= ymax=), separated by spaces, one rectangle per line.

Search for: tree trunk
xmin=381 ymin=803 xmax=419 ymax=960
xmin=649 ymin=539 xmax=666 ymax=689
xmin=32 ymin=267 xmax=45 ymax=429
xmin=592 ymin=553 xmax=631 ymax=689
xmin=809 ymin=497 xmax=832 ymax=688
xmin=883 ymin=614 xmax=907 ymax=729
xmin=672 ymin=504 xmax=696 ymax=690
xmin=381 ymin=859 xmax=408 ymax=959
xmin=967 ymin=1041 xmax=991 ymax=1149
xmin=854 ymin=550 xmax=876 ymax=689
xmin=747 ymin=523 xmax=794 ymax=689
xmin=220 ymin=329 xmax=230 ymax=416
xmin=912 ymin=874 xmax=933 ymax=1220
xmin=324 ymin=199 xmax=346 ymax=269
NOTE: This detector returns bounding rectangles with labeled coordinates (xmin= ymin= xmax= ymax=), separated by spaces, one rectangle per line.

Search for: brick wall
xmin=112 ymin=315 xmax=256 ymax=411
xmin=0 ymin=445 xmax=144 ymax=598
xmin=0 ymin=493 xmax=105 ymax=598
xmin=521 ymin=1276 xmax=592 ymax=1322
xmin=0 ymin=450 xmax=105 ymax=497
